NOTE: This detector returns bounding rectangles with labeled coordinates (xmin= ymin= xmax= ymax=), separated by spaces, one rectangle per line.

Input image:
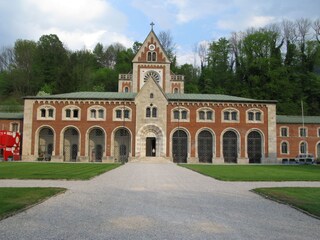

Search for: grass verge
xmin=179 ymin=164 xmax=320 ymax=181
xmin=253 ymin=187 xmax=320 ymax=219
xmin=0 ymin=187 xmax=66 ymax=220
xmin=0 ymin=162 xmax=121 ymax=180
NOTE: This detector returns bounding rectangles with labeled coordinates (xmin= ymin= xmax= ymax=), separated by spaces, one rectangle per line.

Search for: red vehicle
xmin=0 ymin=130 xmax=21 ymax=161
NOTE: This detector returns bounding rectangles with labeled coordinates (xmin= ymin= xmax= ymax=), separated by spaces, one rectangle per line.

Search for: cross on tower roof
xmin=150 ymin=22 xmax=155 ymax=30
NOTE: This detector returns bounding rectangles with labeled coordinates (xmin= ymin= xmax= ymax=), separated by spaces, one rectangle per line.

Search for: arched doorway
xmin=114 ymin=128 xmax=131 ymax=163
xmin=172 ymin=130 xmax=188 ymax=163
xmin=39 ymin=127 xmax=54 ymax=160
xmin=198 ymin=130 xmax=213 ymax=163
xmin=136 ymin=124 xmax=164 ymax=158
xmin=89 ymin=128 xmax=105 ymax=162
xmin=247 ymin=131 xmax=262 ymax=163
xmin=223 ymin=131 xmax=238 ymax=163
xmin=64 ymin=128 xmax=79 ymax=162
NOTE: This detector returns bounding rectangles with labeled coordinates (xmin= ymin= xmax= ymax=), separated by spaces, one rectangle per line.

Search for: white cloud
xmin=0 ymin=0 xmax=132 ymax=50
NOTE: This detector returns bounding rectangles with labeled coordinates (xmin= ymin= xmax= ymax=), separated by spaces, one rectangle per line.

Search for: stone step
xmin=129 ymin=157 xmax=172 ymax=164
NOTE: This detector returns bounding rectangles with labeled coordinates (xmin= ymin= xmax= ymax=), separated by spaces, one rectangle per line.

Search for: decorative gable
xmin=132 ymin=30 xmax=170 ymax=64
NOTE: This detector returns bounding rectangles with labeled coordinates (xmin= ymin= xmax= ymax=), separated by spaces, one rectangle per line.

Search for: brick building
xmin=1 ymin=29 xmax=319 ymax=163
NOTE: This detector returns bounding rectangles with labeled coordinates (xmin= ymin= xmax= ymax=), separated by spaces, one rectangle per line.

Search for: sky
xmin=0 ymin=0 xmax=319 ymax=65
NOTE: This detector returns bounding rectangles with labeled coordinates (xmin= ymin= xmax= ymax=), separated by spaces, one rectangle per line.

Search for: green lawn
xmin=0 ymin=162 xmax=121 ymax=180
xmin=253 ymin=187 xmax=320 ymax=218
xmin=0 ymin=187 xmax=66 ymax=220
xmin=180 ymin=164 xmax=320 ymax=181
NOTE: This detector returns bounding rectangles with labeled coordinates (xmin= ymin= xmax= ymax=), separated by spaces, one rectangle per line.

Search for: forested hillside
xmin=0 ymin=18 xmax=319 ymax=115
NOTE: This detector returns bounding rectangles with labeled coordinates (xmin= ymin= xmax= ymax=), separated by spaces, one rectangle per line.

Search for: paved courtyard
xmin=0 ymin=163 xmax=320 ymax=240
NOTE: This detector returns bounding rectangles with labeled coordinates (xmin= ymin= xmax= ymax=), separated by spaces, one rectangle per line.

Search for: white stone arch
xmin=60 ymin=125 xmax=81 ymax=161
xmin=136 ymin=124 xmax=165 ymax=157
xmin=220 ymin=128 xmax=241 ymax=162
xmin=245 ymin=128 xmax=265 ymax=160
xmin=85 ymin=126 xmax=107 ymax=161
xmin=110 ymin=126 xmax=133 ymax=159
xmin=169 ymin=127 xmax=191 ymax=159
xmin=34 ymin=125 xmax=56 ymax=157
xmin=195 ymin=127 xmax=216 ymax=159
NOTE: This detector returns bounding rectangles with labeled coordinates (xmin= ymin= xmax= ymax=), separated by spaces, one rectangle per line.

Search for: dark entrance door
xmin=247 ymin=131 xmax=262 ymax=163
xmin=223 ymin=131 xmax=238 ymax=163
xmin=146 ymin=137 xmax=156 ymax=156
xmin=198 ymin=130 xmax=213 ymax=163
xmin=172 ymin=130 xmax=188 ymax=163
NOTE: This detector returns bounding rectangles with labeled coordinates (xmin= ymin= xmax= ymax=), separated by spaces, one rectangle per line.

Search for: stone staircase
xmin=129 ymin=157 xmax=173 ymax=164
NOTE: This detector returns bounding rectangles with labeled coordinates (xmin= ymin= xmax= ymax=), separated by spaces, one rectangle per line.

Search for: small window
xmin=174 ymin=88 xmax=179 ymax=93
xmin=98 ymin=109 xmax=104 ymax=118
xmin=152 ymin=52 xmax=156 ymax=61
xmin=255 ymin=112 xmax=261 ymax=121
xmin=152 ymin=108 xmax=157 ymax=118
xmin=248 ymin=112 xmax=254 ymax=121
xmin=124 ymin=87 xmax=129 ymax=92
xmin=173 ymin=110 xmax=179 ymax=120
xmin=73 ymin=109 xmax=79 ymax=118
xmin=66 ymin=109 xmax=71 ymax=118
xmin=206 ymin=111 xmax=213 ymax=120
xmin=300 ymin=142 xmax=307 ymax=154
xmin=146 ymin=107 xmax=151 ymax=118
xmin=280 ymin=127 xmax=288 ymax=137
xmin=90 ymin=109 xmax=96 ymax=118
xmin=181 ymin=111 xmax=187 ymax=120
xmin=281 ymin=142 xmax=288 ymax=154
xmin=48 ymin=109 xmax=54 ymax=118
xmin=231 ymin=111 xmax=237 ymax=121
xmin=224 ymin=111 xmax=230 ymax=120
xmin=150 ymin=93 xmax=154 ymax=98
xmin=147 ymin=52 xmax=152 ymax=61
xmin=299 ymin=128 xmax=307 ymax=137
xmin=41 ymin=109 xmax=46 ymax=118
xmin=199 ymin=111 xmax=205 ymax=120
xmin=116 ymin=110 xmax=122 ymax=119
xmin=124 ymin=109 xmax=130 ymax=119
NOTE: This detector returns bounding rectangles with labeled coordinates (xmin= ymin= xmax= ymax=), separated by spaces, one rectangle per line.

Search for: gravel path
xmin=0 ymin=163 xmax=320 ymax=240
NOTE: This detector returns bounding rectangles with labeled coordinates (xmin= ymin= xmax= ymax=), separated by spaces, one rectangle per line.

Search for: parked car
xmin=295 ymin=154 xmax=315 ymax=164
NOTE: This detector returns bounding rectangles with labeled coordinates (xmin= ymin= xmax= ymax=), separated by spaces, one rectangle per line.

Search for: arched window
xmin=124 ymin=87 xmax=129 ymax=92
xmin=172 ymin=108 xmax=189 ymax=121
xmin=281 ymin=142 xmax=288 ymax=154
xmin=146 ymin=107 xmax=151 ymax=117
xmin=174 ymin=88 xmax=179 ymax=93
xmin=147 ymin=52 xmax=152 ymax=61
xmin=197 ymin=108 xmax=214 ymax=122
xmin=152 ymin=107 xmax=157 ymax=118
xmin=152 ymin=52 xmax=156 ymax=61
xmin=90 ymin=109 xmax=96 ymax=118
xmin=300 ymin=142 xmax=307 ymax=154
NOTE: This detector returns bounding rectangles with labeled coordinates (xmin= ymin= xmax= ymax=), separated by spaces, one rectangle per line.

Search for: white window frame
xmin=87 ymin=106 xmax=106 ymax=121
xmin=299 ymin=127 xmax=308 ymax=137
xmin=280 ymin=141 xmax=289 ymax=154
xmin=37 ymin=105 xmax=56 ymax=120
xmin=222 ymin=108 xmax=239 ymax=123
xmin=171 ymin=107 xmax=190 ymax=122
xmin=113 ymin=106 xmax=132 ymax=121
xmin=280 ymin=126 xmax=289 ymax=137
xmin=10 ymin=122 xmax=20 ymax=132
xmin=196 ymin=108 xmax=215 ymax=122
xmin=246 ymin=109 xmax=263 ymax=123
xmin=62 ymin=105 xmax=81 ymax=121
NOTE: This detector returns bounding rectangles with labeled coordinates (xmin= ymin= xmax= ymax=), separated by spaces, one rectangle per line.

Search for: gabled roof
xmin=132 ymin=29 xmax=170 ymax=63
xmin=277 ymin=115 xmax=320 ymax=124
xmin=0 ymin=112 xmax=24 ymax=120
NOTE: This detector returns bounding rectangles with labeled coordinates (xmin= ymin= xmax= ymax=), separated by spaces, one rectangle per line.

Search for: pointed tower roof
xmin=132 ymin=23 xmax=171 ymax=64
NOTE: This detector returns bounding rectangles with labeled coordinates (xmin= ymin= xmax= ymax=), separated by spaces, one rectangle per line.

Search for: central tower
xmin=118 ymin=26 xmax=184 ymax=94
